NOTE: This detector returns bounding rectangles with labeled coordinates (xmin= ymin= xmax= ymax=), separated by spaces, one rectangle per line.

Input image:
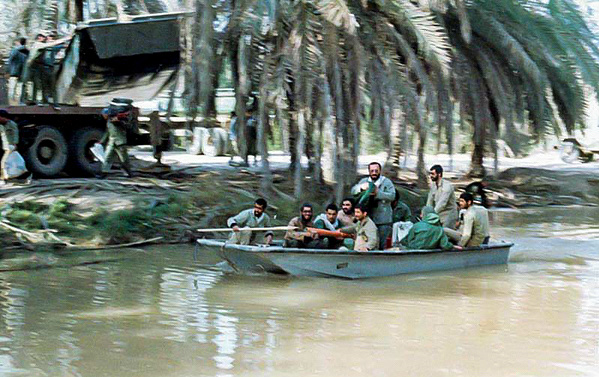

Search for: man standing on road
xmin=0 ymin=110 xmax=20 ymax=183
xmin=227 ymin=198 xmax=273 ymax=245
xmin=444 ymin=192 xmax=490 ymax=248
xmin=6 ymin=38 xmax=29 ymax=105
xmin=426 ymin=164 xmax=458 ymax=229
xmin=96 ymin=106 xmax=133 ymax=178
xmin=351 ymin=162 xmax=396 ymax=249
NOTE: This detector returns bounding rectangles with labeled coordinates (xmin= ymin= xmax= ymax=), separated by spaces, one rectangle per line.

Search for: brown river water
xmin=1 ymin=207 xmax=598 ymax=377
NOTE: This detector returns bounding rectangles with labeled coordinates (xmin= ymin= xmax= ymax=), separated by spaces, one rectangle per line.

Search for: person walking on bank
xmin=426 ymin=164 xmax=458 ymax=229
xmin=340 ymin=204 xmax=379 ymax=251
xmin=227 ymin=198 xmax=273 ymax=245
xmin=6 ymin=38 xmax=29 ymax=105
xmin=96 ymin=107 xmax=133 ymax=178
xmin=351 ymin=162 xmax=396 ymax=249
xmin=0 ymin=110 xmax=20 ymax=183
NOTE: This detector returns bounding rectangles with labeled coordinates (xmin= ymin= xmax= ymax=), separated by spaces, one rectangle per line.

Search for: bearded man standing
xmin=351 ymin=162 xmax=395 ymax=249
xmin=426 ymin=164 xmax=458 ymax=229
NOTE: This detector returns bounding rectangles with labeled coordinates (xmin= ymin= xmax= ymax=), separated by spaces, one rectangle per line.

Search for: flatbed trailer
xmin=2 ymin=104 xmax=151 ymax=177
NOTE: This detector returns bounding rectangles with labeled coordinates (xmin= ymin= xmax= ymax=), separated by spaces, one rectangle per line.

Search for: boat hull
xmin=196 ymin=239 xmax=512 ymax=279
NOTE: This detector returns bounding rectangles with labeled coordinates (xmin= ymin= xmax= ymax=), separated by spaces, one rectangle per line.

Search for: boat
xmin=196 ymin=239 xmax=513 ymax=279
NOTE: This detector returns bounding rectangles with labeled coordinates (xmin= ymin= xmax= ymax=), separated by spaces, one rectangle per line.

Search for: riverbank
xmin=1 ymin=152 xmax=598 ymax=253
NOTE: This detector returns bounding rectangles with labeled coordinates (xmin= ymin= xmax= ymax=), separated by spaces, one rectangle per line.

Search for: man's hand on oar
xmin=196 ymin=226 xmax=298 ymax=233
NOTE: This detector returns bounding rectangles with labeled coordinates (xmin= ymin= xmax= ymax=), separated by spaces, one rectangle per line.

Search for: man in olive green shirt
xmin=445 ymin=192 xmax=490 ymax=248
xmin=426 ymin=164 xmax=458 ymax=229
xmin=227 ymin=198 xmax=273 ymax=245
xmin=340 ymin=203 xmax=379 ymax=251
xmin=96 ymin=107 xmax=133 ymax=178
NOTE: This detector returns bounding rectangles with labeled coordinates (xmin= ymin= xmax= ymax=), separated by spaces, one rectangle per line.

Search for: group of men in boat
xmin=226 ymin=162 xmax=490 ymax=251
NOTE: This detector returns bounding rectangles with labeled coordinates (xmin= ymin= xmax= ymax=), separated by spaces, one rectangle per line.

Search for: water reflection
xmin=0 ymin=207 xmax=598 ymax=376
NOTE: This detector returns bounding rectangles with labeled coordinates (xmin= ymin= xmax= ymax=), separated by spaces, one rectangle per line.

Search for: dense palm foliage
xmin=2 ymin=0 xmax=599 ymax=197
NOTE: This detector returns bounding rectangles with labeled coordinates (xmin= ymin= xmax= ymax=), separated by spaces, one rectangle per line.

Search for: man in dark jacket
xmin=6 ymin=38 xmax=29 ymax=105
xmin=400 ymin=206 xmax=454 ymax=250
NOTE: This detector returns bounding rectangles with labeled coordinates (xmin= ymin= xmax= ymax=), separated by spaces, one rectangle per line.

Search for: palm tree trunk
xmin=75 ymin=0 xmax=84 ymax=22
xmin=196 ymin=0 xmax=215 ymax=126
xmin=232 ymin=36 xmax=249 ymax=164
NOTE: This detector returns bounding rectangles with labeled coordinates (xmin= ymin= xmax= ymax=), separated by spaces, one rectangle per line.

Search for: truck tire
xmin=68 ymin=127 xmax=104 ymax=176
xmin=25 ymin=126 xmax=68 ymax=177
xmin=203 ymin=128 xmax=227 ymax=157
xmin=186 ymin=127 xmax=206 ymax=155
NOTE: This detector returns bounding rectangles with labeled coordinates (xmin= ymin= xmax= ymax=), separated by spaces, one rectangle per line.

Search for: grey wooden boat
xmin=196 ymin=239 xmax=513 ymax=279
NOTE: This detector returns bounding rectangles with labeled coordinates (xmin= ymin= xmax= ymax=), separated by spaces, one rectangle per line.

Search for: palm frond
xmin=375 ymin=0 xmax=452 ymax=73
xmin=309 ymin=0 xmax=358 ymax=34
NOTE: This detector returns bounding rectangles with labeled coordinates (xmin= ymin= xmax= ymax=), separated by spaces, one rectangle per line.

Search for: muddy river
xmin=1 ymin=207 xmax=598 ymax=376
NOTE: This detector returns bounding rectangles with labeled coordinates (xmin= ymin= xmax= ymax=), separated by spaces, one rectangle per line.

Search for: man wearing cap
xmin=96 ymin=101 xmax=133 ymax=178
xmin=0 ymin=110 xmax=19 ymax=182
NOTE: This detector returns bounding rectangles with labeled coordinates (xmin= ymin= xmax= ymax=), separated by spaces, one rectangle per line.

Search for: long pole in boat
xmin=196 ymin=226 xmax=297 ymax=232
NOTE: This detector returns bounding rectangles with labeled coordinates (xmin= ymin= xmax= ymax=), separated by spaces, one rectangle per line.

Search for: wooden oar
xmin=306 ymin=227 xmax=355 ymax=239
xmin=196 ymin=226 xmax=297 ymax=232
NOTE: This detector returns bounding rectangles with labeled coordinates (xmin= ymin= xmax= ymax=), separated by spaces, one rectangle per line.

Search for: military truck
xmin=1 ymin=12 xmax=182 ymax=177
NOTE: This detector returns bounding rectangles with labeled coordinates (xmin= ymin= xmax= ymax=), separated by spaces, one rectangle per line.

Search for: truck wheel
xmin=68 ymin=127 xmax=104 ymax=176
xmin=25 ymin=126 xmax=68 ymax=177
xmin=186 ymin=127 xmax=206 ymax=155
xmin=203 ymin=128 xmax=227 ymax=157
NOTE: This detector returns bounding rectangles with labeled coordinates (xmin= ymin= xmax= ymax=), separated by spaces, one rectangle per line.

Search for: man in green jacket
xmin=401 ymin=206 xmax=454 ymax=250
xmin=314 ymin=203 xmax=344 ymax=249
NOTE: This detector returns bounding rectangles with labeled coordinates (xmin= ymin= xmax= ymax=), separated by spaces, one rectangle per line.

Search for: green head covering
xmin=420 ymin=206 xmax=436 ymax=218
xmin=422 ymin=212 xmax=441 ymax=225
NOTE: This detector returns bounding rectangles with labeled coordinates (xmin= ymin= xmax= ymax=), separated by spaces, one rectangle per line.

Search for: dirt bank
xmin=1 ymin=159 xmax=597 ymax=253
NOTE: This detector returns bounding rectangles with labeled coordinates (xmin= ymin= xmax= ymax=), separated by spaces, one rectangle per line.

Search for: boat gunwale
xmin=196 ymin=239 xmax=514 ymax=257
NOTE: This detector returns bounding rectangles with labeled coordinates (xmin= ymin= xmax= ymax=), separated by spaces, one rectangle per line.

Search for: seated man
xmin=400 ymin=206 xmax=454 ymax=250
xmin=392 ymin=190 xmax=412 ymax=223
xmin=284 ymin=203 xmax=327 ymax=248
xmin=314 ymin=203 xmax=344 ymax=249
xmin=340 ymin=203 xmax=379 ymax=251
xmin=227 ymin=198 xmax=273 ymax=245
xmin=391 ymin=190 xmax=414 ymax=245
xmin=337 ymin=197 xmax=356 ymax=227
xmin=444 ymin=192 xmax=490 ymax=248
